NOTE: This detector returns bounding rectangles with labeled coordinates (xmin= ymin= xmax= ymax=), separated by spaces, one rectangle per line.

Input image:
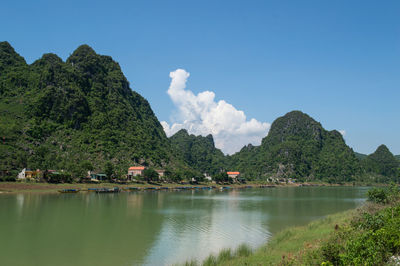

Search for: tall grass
xmin=180 ymin=244 xmax=253 ymax=266
xmin=234 ymin=244 xmax=252 ymax=257
xmin=202 ymin=254 xmax=217 ymax=266
xmin=182 ymin=259 xmax=198 ymax=266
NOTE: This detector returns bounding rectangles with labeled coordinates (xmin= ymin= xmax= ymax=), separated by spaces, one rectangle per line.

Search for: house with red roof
xmin=128 ymin=166 xmax=146 ymax=178
xmin=227 ymin=171 xmax=240 ymax=179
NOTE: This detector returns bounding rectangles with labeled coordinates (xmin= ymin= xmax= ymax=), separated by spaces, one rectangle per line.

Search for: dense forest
xmin=0 ymin=42 xmax=187 ymax=178
xmin=169 ymin=111 xmax=399 ymax=183
xmin=170 ymin=129 xmax=227 ymax=176
xmin=1 ymin=42 xmax=398 ymax=183
xmin=228 ymin=111 xmax=361 ymax=182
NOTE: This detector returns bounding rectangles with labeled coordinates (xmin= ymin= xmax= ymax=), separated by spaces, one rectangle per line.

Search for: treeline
xmin=169 ymin=111 xmax=400 ymax=184
xmin=0 ymin=41 xmax=188 ymax=179
xmin=0 ymin=42 xmax=398 ymax=184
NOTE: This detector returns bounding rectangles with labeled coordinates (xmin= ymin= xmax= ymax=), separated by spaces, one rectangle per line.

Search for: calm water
xmin=0 ymin=186 xmax=368 ymax=266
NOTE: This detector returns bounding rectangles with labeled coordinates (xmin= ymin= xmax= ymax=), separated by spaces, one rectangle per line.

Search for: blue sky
xmin=2 ymin=0 xmax=399 ymax=154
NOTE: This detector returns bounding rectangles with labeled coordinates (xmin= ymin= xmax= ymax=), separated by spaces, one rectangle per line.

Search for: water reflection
xmin=0 ymin=187 xmax=368 ymax=266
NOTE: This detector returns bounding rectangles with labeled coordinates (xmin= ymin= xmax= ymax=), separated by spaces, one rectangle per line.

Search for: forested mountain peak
xmin=33 ymin=53 xmax=63 ymax=67
xmin=230 ymin=110 xmax=358 ymax=181
xmin=0 ymin=43 xmax=181 ymax=175
xmin=0 ymin=41 xmax=26 ymax=71
xmin=261 ymin=110 xmax=324 ymax=147
xmin=364 ymin=144 xmax=399 ymax=178
xmin=67 ymin=44 xmax=97 ymax=62
xmin=170 ymin=130 xmax=226 ymax=175
xmin=173 ymin=129 xmax=190 ymax=137
xmin=372 ymin=144 xmax=393 ymax=156
xmin=171 ymin=129 xmax=216 ymax=148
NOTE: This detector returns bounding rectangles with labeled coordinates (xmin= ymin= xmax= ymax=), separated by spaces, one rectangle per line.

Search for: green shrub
xmin=367 ymin=188 xmax=388 ymax=204
xmin=321 ymin=240 xmax=342 ymax=265
xmin=320 ymin=205 xmax=400 ymax=265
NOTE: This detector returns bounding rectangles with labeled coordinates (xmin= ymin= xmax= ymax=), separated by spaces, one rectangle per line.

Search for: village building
xmin=128 ymin=166 xmax=146 ymax=177
xmin=84 ymin=171 xmax=108 ymax=182
xmin=17 ymin=168 xmax=28 ymax=179
xmin=155 ymin=169 xmax=165 ymax=178
xmin=17 ymin=168 xmax=41 ymax=180
xmin=204 ymin=173 xmax=212 ymax=181
xmin=227 ymin=171 xmax=240 ymax=180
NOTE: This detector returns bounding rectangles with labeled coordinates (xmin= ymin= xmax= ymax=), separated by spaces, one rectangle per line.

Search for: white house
xmin=204 ymin=173 xmax=212 ymax=181
xmin=17 ymin=168 xmax=27 ymax=179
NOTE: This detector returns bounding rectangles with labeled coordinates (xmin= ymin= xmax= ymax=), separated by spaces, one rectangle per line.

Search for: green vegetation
xmin=142 ymin=168 xmax=159 ymax=182
xmin=229 ymin=111 xmax=361 ymax=182
xmin=178 ymin=244 xmax=253 ymax=266
xmin=308 ymin=185 xmax=400 ymax=265
xmin=180 ymin=186 xmax=400 ymax=266
xmin=213 ymin=172 xmax=229 ymax=183
xmin=170 ymin=129 xmax=227 ymax=176
xmin=0 ymin=42 xmax=398 ymax=185
xmin=354 ymin=152 xmax=367 ymax=160
xmin=0 ymin=42 xmax=188 ymax=179
xmin=180 ymin=211 xmax=353 ymax=266
xmin=361 ymin=145 xmax=400 ymax=182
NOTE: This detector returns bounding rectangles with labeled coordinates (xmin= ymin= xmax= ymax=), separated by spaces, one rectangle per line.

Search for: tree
xmin=143 ymin=168 xmax=159 ymax=182
xmin=104 ymin=161 xmax=114 ymax=180
xmin=69 ymin=163 xmax=86 ymax=180
xmin=214 ymin=172 xmax=229 ymax=183
xmin=170 ymin=171 xmax=182 ymax=183
xmin=81 ymin=160 xmax=94 ymax=172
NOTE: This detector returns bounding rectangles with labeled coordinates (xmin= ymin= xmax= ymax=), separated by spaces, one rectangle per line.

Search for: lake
xmin=0 ymin=186 xmax=368 ymax=265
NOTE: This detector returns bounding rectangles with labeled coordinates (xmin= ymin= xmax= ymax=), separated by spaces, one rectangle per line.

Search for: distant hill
xmin=362 ymin=145 xmax=399 ymax=179
xmin=229 ymin=111 xmax=360 ymax=182
xmin=0 ymin=42 xmax=184 ymax=176
xmin=354 ymin=152 xmax=368 ymax=160
xmin=1 ymin=42 xmax=398 ymax=183
xmin=170 ymin=129 xmax=227 ymax=175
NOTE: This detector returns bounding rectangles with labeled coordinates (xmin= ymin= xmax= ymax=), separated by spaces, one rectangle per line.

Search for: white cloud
xmin=161 ymin=69 xmax=270 ymax=154
xmin=339 ymin=130 xmax=346 ymax=137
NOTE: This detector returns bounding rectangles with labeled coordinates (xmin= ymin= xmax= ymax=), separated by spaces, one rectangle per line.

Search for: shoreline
xmin=183 ymin=208 xmax=356 ymax=266
xmin=0 ymin=181 xmax=368 ymax=194
xmin=180 ymin=186 xmax=400 ymax=265
xmin=0 ymin=181 xmax=285 ymax=194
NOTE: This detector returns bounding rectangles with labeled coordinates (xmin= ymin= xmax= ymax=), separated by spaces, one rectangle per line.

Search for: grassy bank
xmin=181 ymin=185 xmax=400 ymax=266
xmin=179 ymin=210 xmax=354 ymax=266
xmin=222 ymin=211 xmax=355 ymax=265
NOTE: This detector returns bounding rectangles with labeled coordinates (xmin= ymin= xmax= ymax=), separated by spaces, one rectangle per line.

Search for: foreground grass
xmin=179 ymin=210 xmax=354 ymax=266
xmin=183 ymin=186 xmax=400 ymax=266
xmin=222 ymin=211 xmax=353 ymax=266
